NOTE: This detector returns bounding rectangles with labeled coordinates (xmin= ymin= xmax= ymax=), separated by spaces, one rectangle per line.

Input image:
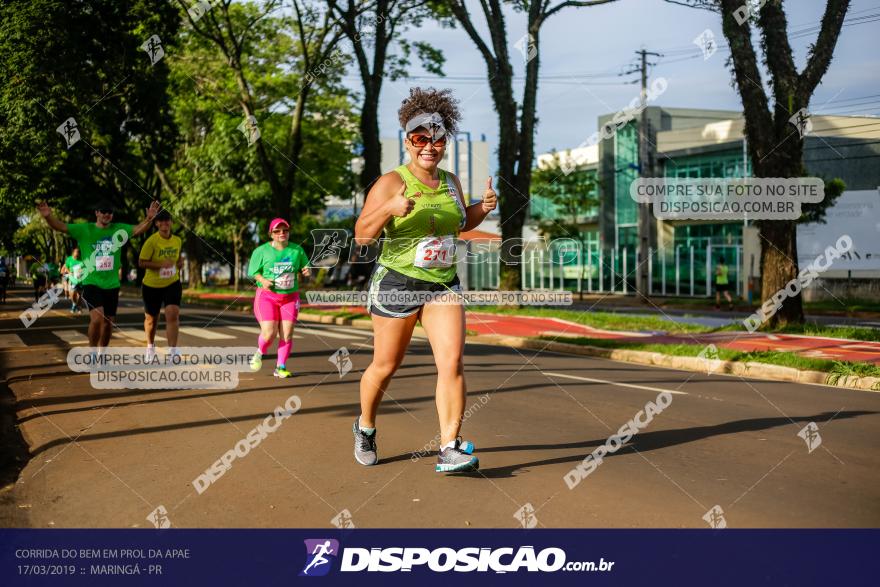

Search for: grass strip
xmin=538 ymin=336 xmax=880 ymax=378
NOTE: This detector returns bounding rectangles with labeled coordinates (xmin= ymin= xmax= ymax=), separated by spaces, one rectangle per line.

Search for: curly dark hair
xmin=398 ymin=87 xmax=461 ymax=136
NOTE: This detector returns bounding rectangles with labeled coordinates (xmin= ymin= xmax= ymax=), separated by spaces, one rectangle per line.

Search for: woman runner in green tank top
xmin=378 ymin=163 xmax=466 ymax=284
xmin=352 ymin=88 xmax=497 ymax=473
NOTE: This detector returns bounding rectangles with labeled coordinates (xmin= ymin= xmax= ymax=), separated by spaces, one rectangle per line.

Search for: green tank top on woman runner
xmin=378 ymin=164 xmax=467 ymax=283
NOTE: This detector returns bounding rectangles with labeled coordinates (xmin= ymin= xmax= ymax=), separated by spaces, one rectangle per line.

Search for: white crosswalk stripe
xmin=225 ymin=325 xmax=261 ymax=334
xmin=54 ymin=330 xmax=89 ymax=345
xmin=0 ymin=333 xmax=26 ymax=348
xmin=297 ymin=327 xmax=356 ymax=340
xmin=313 ymin=326 xmax=371 ymax=338
xmin=178 ymin=326 xmax=235 ymax=340
xmin=225 ymin=325 xmax=303 ymax=339
xmin=117 ymin=329 xmax=166 ymax=343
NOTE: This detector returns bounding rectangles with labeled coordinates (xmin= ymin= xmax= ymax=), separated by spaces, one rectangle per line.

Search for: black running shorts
xmin=82 ymin=285 xmax=121 ymax=317
xmin=142 ymin=281 xmax=183 ymax=317
xmin=367 ymin=264 xmax=461 ymax=318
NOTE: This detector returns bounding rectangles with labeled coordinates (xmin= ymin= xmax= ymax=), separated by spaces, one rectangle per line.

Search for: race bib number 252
xmin=96 ymin=256 xmax=114 ymax=271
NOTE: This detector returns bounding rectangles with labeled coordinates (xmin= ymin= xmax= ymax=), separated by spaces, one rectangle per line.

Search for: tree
xmin=442 ymin=0 xmax=621 ymax=289
xmin=162 ymin=6 xmax=358 ymax=288
xmin=327 ymin=0 xmax=444 ymax=195
xmin=0 ymin=0 xmax=179 ymax=244
xmin=532 ymin=152 xmax=598 ymax=241
xmin=666 ymin=0 xmax=850 ymax=326
xmin=177 ymin=0 xmax=346 ymax=220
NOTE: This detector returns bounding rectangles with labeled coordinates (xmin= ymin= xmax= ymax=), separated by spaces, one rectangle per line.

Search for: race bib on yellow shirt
xmin=159 ymin=266 xmax=177 ymax=279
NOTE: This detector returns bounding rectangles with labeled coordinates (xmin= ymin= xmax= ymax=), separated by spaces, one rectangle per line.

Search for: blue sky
xmin=342 ymin=0 xmax=880 ymax=167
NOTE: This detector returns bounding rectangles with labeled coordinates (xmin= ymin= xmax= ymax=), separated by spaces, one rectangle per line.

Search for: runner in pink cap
xmin=247 ymin=218 xmax=310 ymax=378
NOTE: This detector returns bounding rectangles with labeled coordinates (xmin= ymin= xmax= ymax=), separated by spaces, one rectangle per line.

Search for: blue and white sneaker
xmin=435 ymin=438 xmax=479 ymax=473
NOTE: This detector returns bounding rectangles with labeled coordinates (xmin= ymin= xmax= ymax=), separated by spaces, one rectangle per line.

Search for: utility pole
xmin=636 ymin=48 xmax=661 ymax=299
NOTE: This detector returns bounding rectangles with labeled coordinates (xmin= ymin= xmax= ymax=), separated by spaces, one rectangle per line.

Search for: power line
xmin=803 ymin=139 xmax=880 ymax=150
xmin=806 ymin=153 xmax=880 ymax=162
xmin=655 ymin=8 xmax=880 ymax=62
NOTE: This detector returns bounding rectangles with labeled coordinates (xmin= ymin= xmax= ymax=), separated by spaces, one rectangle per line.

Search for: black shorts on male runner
xmin=142 ymin=281 xmax=183 ymax=317
xmin=367 ymin=264 xmax=461 ymax=318
xmin=82 ymin=285 xmax=121 ymax=317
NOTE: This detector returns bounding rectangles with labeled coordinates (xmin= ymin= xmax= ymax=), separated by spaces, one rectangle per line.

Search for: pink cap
xmin=269 ymin=218 xmax=289 ymax=232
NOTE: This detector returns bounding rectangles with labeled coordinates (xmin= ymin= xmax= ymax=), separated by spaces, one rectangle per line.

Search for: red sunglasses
xmin=408 ymin=134 xmax=447 ymax=148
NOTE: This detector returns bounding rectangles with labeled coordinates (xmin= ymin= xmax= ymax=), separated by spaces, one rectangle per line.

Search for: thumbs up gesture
xmin=388 ymin=182 xmax=420 ymax=218
xmin=481 ymin=177 xmax=497 ymax=213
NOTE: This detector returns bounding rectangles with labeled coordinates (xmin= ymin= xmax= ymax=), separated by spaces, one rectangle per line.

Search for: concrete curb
xmin=461 ymin=335 xmax=879 ymax=393
xmin=139 ymin=294 xmax=880 ymax=393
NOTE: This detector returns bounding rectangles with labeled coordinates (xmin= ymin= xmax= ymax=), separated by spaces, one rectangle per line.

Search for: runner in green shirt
xmin=38 ymin=199 xmax=160 ymax=349
xmin=246 ymin=218 xmax=310 ymax=378
xmin=46 ymin=261 xmax=61 ymax=289
xmin=715 ymin=255 xmax=734 ymax=311
xmin=352 ymin=88 xmax=497 ymax=473
xmin=61 ymin=247 xmax=85 ymax=313
xmin=29 ymin=256 xmax=48 ymax=302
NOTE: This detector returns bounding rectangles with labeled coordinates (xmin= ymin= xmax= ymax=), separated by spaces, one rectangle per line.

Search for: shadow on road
xmin=382 ymin=410 xmax=878 ymax=479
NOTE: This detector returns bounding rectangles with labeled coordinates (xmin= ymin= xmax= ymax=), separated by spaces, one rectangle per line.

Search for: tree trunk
xmin=497 ymin=125 xmax=525 ymax=290
xmin=757 ymin=219 xmax=802 ymax=326
xmin=754 ymin=149 xmax=806 ymax=327
xmin=184 ymin=234 xmax=204 ymax=289
xmin=282 ymin=82 xmax=310 ymax=216
xmin=232 ymin=228 xmax=242 ymax=292
xmin=359 ymin=84 xmax=382 ymax=195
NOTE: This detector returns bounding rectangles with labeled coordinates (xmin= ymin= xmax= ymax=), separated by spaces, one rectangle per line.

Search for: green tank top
xmin=716 ymin=264 xmax=729 ymax=285
xmin=378 ymin=165 xmax=466 ymax=283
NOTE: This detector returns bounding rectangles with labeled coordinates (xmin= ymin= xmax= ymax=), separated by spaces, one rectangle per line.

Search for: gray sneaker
xmin=436 ymin=438 xmax=479 ymax=472
xmin=353 ymin=418 xmax=378 ymax=466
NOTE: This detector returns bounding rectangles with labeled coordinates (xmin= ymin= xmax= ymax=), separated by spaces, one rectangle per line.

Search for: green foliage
xmin=531 ymin=152 xmax=599 ymax=240
xmin=158 ymin=3 xmax=356 ymax=264
xmin=0 ymin=0 xmax=180 ymax=236
xmin=0 ymin=1 xmax=358 ymax=272
xmin=800 ymin=177 xmax=845 ymax=224
xmin=389 ymin=40 xmax=446 ymax=80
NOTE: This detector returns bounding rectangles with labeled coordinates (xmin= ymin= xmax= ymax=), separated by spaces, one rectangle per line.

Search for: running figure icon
xmin=302 ymin=541 xmax=335 ymax=575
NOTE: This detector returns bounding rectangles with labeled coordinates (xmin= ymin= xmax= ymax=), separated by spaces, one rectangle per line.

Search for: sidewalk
xmin=179 ymin=290 xmax=880 ymax=365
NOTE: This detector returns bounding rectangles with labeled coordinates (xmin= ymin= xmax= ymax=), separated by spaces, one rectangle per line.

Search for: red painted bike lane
xmin=186 ymin=292 xmax=880 ymax=365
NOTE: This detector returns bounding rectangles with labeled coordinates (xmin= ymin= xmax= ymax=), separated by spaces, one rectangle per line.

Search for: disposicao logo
xmin=300 ymin=539 xmax=339 ymax=577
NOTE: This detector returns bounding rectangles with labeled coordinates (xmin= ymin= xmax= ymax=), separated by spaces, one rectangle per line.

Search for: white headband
xmin=405 ymin=112 xmax=447 ymax=138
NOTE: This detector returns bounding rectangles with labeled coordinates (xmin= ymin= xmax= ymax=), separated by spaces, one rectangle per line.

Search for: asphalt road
xmin=1 ymin=287 xmax=878 ymax=529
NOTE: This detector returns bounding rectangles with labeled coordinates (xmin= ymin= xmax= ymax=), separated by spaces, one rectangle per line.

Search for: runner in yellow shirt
xmin=139 ymin=209 xmax=183 ymax=362
xmin=715 ymin=256 xmax=734 ymax=311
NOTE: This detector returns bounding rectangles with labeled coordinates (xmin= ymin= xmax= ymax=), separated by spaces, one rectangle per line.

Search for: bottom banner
xmin=1 ymin=529 xmax=872 ymax=585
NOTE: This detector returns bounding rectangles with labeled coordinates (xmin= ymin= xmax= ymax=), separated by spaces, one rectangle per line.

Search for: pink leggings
xmin=254 ymin=288 xmax=300 ymax=323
